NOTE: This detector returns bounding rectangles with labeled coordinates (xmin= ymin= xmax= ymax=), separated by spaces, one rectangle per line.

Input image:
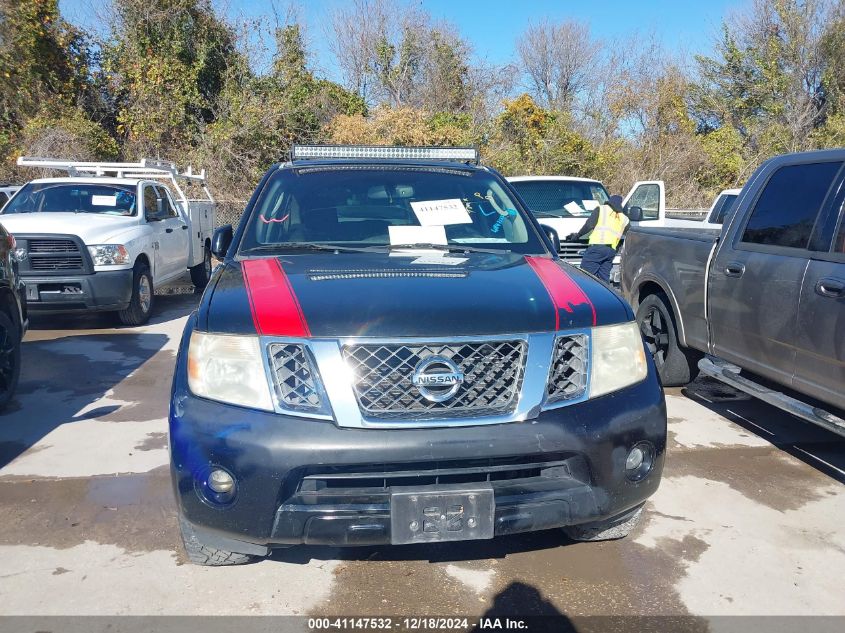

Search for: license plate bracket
xmin=390 ymin=484 xmax=494 ymax=545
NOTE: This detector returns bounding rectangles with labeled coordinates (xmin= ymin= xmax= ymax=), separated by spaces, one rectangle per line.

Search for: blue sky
xmin=61 ymin=0 xmax=746 ymax=79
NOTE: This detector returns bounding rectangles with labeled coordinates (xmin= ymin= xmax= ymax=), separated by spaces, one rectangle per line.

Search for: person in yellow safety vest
xmin=565 ymin=194 xmax=630 ymax=283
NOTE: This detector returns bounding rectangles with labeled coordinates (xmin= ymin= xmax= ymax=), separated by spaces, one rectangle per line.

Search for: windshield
xmin=509 ymin=179 xmax=610 ymax=218
xmin=1 ymin=183 xmax=137 ymax=216
xmin=714 ymin=194 xmax=738 ymax=224
xmin=239 ymin=167 xmax=548 ymax=255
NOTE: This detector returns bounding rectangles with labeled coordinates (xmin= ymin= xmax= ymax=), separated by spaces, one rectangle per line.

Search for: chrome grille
xmin=558 ymin=242 xmax=588 ymax=261
xmin=268 ymin=343 xmax=322 ymax=411
xmin=343 ymin=341 xmax=527 ymax=419
xmin=546 ymin=335 xmax=589 ymax=402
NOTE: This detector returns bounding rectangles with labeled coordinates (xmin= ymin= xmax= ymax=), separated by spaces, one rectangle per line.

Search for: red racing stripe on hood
xmin=241 ymin=258 xmax=311 ymax=337
xmin=525 ymin=256 xmax=596 ymax=328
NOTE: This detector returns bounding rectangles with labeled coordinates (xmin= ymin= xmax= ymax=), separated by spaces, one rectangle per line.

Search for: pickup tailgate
xmin=621 ymin=226 xmax=719 ymax=351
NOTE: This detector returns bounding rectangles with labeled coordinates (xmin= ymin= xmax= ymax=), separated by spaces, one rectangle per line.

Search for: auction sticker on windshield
xmin=91 ymin=195 xmax=118 ymax=206
xmin=388 ymin=225 xmax=448 ymax=246
xmin=410 ymin=199 xmax=472 ymax=226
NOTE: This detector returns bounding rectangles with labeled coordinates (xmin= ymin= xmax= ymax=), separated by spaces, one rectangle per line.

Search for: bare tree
xmin=326 ymin=0 xmax=388 ymax=104
xmin=517 ymin=19 xmax=597 ymax=112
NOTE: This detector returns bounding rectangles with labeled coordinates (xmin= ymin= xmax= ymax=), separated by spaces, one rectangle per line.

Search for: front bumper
xmin=169 ymin=330 xmax=667 ymax=552
xmin=22 ymin=270 xmax=133 ymax=312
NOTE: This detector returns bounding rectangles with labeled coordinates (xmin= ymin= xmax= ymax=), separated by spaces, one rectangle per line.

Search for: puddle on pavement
xmin=669 ymin=445 xmax=833 ymax=512
xmin=307 ymin=522 xmax=699 ymax=617
xmin=134 ymin=432 xmax=169 ymax=452
xmin=0 ymin=465 xmax=178 ymax=555
xmin=96 ymin=350 xmax=176 ymax=423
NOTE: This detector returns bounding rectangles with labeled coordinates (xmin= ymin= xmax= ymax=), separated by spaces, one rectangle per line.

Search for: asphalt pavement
xmin=0 ymin=289 xmax=843 ymax=620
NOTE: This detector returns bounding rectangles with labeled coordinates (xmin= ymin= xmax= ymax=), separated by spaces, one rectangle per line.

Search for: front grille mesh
xmin=30 ymin=255 xmax=84 ymax=271
xmin=25 ymin=238 xmax=84 ymax=272
xmin=269 ymin=343 xmax=322 ymax=411
xmin=342 ymin=341 xmax=526 ymax=420
xmin=558 ymin=242 xmax=588 ymax=260
xmin=546 ymin=335 xmax=589 ymax=402
xmin=28 ymin=239 xmax=78 ymax=253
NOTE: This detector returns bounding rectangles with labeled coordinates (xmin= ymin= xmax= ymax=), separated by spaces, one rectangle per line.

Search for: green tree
xmin=104 ymin=0 xmax=238 ymax=154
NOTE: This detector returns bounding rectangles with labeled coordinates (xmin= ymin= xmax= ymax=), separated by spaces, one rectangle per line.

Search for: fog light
xmin=625 ymin=442 xmax=654 ymax=481
xmin=626 ymin=447 xmax=644 ymax=471
xmin=208 ymin=469 xmax=235 ymax=494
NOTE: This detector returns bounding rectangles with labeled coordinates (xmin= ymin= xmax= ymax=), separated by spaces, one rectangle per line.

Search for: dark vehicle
xmin=170 ymin=145 xmax=666 ymax=565
xmin=622 ymin=149 xmax=845 ymax=436
xmin=0 ymin=222 xmax=26 ymax=410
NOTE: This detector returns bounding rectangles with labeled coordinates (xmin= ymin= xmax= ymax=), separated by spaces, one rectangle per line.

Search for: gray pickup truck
xmin=621 ymin=149 xmax=845 ymax=436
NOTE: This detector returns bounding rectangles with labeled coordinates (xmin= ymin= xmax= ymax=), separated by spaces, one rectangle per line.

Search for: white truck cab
xmin=507 ymin=176 xmax=699 ymax=285
xmin=1 ymin=158 xmax=216 ymax=325
xmin=700 ymin=188 xmax=742 ymax=229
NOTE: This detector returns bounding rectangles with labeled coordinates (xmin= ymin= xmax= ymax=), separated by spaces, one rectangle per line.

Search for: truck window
xmin=2 ymin=182 xmax=137 ymax=216
xmin=626 ymin=184 xmax=660 ymax=220
xmin=156 ymin=186 xmax=179 ymax=218
xmin=143 ymin=185 xmax=158 ymax=220
xmin=509 ymin=180 xmax=609 ymax=218
xmin=834 ymin=206 xmax=845 ymax=254
xmin=714 ymin=194 xmax=738 ymax=224
xmin=741 ymin=162 xmax=842 ymax=249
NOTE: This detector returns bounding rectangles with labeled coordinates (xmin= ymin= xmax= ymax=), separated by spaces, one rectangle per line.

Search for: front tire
xmin=179 ymin=517 xmax=254 ymax=566
xmin=636 ymin=293 xmax=700 ymax=386
xmin=118 ymin=263 xmax=154 ymax=326
xmin=0 ymin=312 xmax=21 ymax=411
xmin=190 ymin=245 xmax=212 ymax=288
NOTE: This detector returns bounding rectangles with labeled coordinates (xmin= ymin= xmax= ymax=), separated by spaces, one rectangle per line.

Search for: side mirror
xmin=627 ymin=206 xmax=644 ymax=222
xmin=543 ymin=226 xmax=561 ymax=253
xmin=211 ymin=224 xmax=233 ymax=259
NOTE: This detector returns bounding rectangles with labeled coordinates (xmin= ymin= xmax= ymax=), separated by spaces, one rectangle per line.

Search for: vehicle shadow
xmin=268 ymin=527 xmax=580 ymax=566
xmin=680 ymin=376 xmax=845 ymax=484
xmin=26 ymin=290 xmax=199 ymax=332
xmin=0 ymin=294 xmax=196 ymax=470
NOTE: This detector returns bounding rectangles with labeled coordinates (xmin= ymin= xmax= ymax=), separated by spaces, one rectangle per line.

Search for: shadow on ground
xmin=679 ymin=376 xmax=845 ymax=483
xmin=0 ymin=294 xmax=197 ymax=469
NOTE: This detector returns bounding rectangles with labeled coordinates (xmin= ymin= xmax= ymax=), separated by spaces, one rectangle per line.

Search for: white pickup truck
xmin=507 ymin=177 xmax=701 ymax=283
xmin=0 ymin=158 xmax=216 ymax=325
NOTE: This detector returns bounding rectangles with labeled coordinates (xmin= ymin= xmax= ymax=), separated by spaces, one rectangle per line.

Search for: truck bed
xmin=621 ymin=226 xmax=719 ymax=352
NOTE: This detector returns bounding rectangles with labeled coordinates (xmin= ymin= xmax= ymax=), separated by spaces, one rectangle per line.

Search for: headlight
xmin=187 ymin=332 xmax=273 ymax=411
xmin=87 ymin=244 xmax=129 ymax=265
xmin=589 ymin=321 xmax=648 ymax=398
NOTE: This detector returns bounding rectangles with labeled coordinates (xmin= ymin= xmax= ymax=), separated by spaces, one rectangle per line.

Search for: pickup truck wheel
xmin=636 ymin=293 xmax=699 ymax=386
xmin=564 ymin=507 xmax=643 ymax=542
xmin=179 ymin=517 xmax=255 ymax=566
xmin=190 ymin=246 xmax=212 ymax=288
xmin=0 ymin=312 xmax=21 ymax=411
xmin=118 ymin=263 xmax=154 ymax=326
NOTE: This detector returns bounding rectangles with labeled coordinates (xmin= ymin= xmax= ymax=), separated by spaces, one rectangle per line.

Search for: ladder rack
xmin=16 ymin=157 xmax=214 ymax=204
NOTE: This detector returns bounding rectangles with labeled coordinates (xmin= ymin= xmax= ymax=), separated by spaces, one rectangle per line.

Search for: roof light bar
xmin=290 ymin=145 xmax=479 ymax=164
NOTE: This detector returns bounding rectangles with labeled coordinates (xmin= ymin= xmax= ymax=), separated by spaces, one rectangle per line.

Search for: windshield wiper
xmin=387 ymin=243 xmax=512 ymax=255
xmin=241 ymin=243 xmax=373 ymax=254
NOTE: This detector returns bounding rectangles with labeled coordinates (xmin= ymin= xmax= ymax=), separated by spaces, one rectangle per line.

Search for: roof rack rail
xmin=289 ymin=144 xmax=480 ymax=164
xmin=16 ymin=157 xmax=214 ymax=204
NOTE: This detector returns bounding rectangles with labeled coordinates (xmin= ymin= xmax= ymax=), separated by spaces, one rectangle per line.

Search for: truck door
xmin=623 ymin=181 xmax=664 ymax=223
xmin=794 ymin=176 xmax=845 ymax=410
xmin=709 ymin=159 xmax=843 ymax=387
xmin=143 ymin=184 xmax=168 ymax=279
xmin=154 ymin=185 xmax=189 ymax=280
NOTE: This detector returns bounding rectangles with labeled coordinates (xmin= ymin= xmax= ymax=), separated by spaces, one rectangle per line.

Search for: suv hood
xmin=201 ymin=252 xmax=630 ymax=338
xmin=0 ymin=213 xmax=140 ymax=244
